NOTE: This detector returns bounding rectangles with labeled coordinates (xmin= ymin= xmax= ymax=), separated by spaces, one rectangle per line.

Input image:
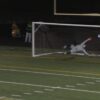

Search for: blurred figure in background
xmin=11 ymin=21 xmax=21 ymax=38
xmin=25 ymin=22 xmax=32 ymax=43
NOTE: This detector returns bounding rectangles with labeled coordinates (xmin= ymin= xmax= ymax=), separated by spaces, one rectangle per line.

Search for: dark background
xmin=0 ymin=0 xmax=100 ymax=46
xmin=1 ymin=0 xmax=100 ymax=24
xmin=56 ymin=0 xmax=100 ymax=13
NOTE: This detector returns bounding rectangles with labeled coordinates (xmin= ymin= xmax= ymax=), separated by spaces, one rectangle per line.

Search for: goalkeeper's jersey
xmin=26 ymin=23 xmax=32 ymax=33
xmin=70 ymin=44 xmax=85 ymax=53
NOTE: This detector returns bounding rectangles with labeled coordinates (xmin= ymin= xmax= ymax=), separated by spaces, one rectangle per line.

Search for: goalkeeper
xmin=64 ymin=37 xmax=92 ymax=55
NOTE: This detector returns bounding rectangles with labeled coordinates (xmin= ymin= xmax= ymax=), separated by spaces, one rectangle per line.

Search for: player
xmin=25 ymin=23 xmax=47 ymax=43
xmin=64 ymin=37 xmax=92 ymax=55
xmin=11 ymin=21 xmax=21 ymax=38
xmin=25 ymin=23 xmax=32 ymax=43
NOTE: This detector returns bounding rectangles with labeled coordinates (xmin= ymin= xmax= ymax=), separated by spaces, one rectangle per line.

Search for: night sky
xmin=0 ymin=0 xmax=53 ymax=22
xmin=0 ymin=0 xmax=100 ymax=24
xmin=56 ymin=0 xmax=100 ymax=13
xmin=0 ymin=0 xmax=52 ymax=16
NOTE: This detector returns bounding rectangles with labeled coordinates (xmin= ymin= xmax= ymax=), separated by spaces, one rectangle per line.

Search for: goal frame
xmin=32 ymin=21 xmax=100 ymax=57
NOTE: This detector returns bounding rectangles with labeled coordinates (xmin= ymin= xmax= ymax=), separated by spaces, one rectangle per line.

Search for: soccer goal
xmin=32 ymin=21 xmax=100 ymax=57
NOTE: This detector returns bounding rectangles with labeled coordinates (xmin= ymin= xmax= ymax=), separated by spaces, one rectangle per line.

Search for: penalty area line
xmin=0 ymin=80 xmax=100 ymax=94
xmin=0 ymin=68 xmax=100 ymax=80
xmin=0 ymin=65 xmax=100 ymax=76
xmin=1 ymin=64 xmax=100 ymax=76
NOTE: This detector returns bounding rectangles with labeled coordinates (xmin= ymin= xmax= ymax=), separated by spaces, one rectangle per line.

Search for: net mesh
xmin=32 ymin=22 xmax=100 ymax=57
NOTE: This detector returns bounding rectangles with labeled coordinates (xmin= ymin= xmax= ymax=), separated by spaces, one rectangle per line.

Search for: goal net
xmin=32 ymin=22 xmax=100 ymax=57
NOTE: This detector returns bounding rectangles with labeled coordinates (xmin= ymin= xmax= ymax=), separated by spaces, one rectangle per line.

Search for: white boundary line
xmin=0 ymin=68 xmax=100 ymax=80
xmin=0 ymin=96 xmax=6 ymax=99
xmin=1 ymin=65 xmax=100 ymax=76
xmin=0 ymin=80 xmax=100 ymax=94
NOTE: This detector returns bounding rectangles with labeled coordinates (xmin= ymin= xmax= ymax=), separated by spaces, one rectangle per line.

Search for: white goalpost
xmin=32 ymin=21 xmax=100 ymax=57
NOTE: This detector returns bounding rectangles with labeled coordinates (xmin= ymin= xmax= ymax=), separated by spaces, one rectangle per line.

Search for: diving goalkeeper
xmin=64 ymin=37 xmax=92 ymax=55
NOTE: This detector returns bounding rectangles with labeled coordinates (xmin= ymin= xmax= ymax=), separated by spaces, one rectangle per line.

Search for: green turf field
xmin=0 ymin=46 xmax=100 ymax=100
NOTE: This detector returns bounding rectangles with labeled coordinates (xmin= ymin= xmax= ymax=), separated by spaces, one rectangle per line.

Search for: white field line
xmin=23 ymin=93 xmax=32 ymax=95
xmin=44 ymin=88 xmax=54 ymax=91
xmin=34 ymin=91 xmax=44 ymax=93
xmin=96 ymin=80 xmax=100 ymax=82
xmin=0 ymin=80 xmax=100 ymax=94
xmin=85 ymin=82 xmax=95 ymax=85
xmin=0 ymin=68 xmax=100 ymax=80
xmin=1 ymin=65 xmax=100 ymax=76
xmin=65 ymin=85 xmax=76 ymax=88
xmin=76 ymin=83 xmax=86 ymax=86
xmin=0 ymin=96 xmax=6 ymax=99
xmin=11 ymin=94 xmax=22 ymax=97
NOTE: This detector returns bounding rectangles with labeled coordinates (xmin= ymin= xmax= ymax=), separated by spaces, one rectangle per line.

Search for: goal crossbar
xmin=33 ymin=22 xmax=100 ymax=28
